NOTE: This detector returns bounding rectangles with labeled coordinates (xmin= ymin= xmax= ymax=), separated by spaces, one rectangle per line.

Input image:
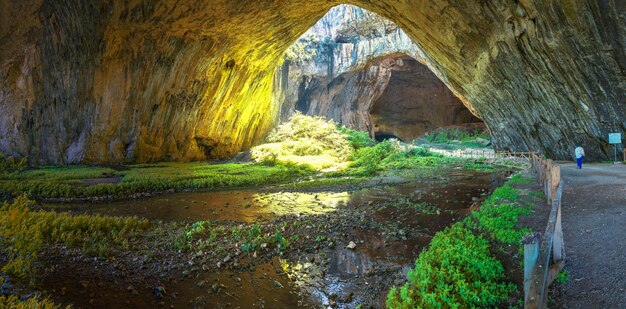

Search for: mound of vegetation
xmin=251 ymin=112 xmax=354 ymax=170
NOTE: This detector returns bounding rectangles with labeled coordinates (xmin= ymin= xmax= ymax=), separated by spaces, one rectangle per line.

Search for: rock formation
xmin=369 ymin=56 xmax=482 ymax=142
xmin=0 ymin=0 xmax=624 ymax=163
xmin=276 ymin=5 xmax=481 ymax=142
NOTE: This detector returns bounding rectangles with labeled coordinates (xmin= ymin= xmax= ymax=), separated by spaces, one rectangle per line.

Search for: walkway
xmin=556 ymin=163 xmax=626 ymax=308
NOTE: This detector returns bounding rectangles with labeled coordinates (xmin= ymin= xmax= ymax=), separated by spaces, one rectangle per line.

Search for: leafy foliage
xmin=251 ymin=113 xmax=353 ymax=170
xmin=387 ymin=178 xmax=534 ymax=308
xmin=386 ymin=223 xmax=515 ymax=308
xmin=417 ymin=127 xmax=491 ymax=149
xmin=349 ymin=140 xmax=401 ymax=175
xmin=282 ymin=34 xmax=319 ymax=65
xmin=0 ymin=295 xmax=62 ymax=309
xmin=340 ymin=127 xmax=375 ymax=150
xmin=555 ymin=270 xmax=569 ymax=284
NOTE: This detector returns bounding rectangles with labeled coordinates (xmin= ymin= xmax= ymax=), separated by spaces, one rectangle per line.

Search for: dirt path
xmin=555 ymin=163 xmax=626 ymax=308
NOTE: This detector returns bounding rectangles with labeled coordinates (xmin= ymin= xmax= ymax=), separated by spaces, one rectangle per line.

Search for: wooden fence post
xmin=552 ymin=184 xmax=564 ymax=262
xmin=522 ymin=232 xmax=541 ymax=301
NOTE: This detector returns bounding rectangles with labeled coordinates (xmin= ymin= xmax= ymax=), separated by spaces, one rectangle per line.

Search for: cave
xmin=0 ymin=1 xmax=624 ymax=162
xmin=277 ymin=6 xmax=484 ymax=143
xmin=369 ymin=56 xmax=483 ymax=142
xmin=1 ymin=2 xmax=625 ymax=308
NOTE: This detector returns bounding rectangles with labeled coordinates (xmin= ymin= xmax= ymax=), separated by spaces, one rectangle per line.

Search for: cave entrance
xmin=369 ymin=56 xmax=483 ymax=142
xmin=276 ymin=4 xmax=484 ymax=143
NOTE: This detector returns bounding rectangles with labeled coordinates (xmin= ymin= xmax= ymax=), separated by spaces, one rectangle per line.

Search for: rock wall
xmin=0 ymin=0 xmax=624 ymax=163
xmin=370 ymin=57 xmax=482 ymax=142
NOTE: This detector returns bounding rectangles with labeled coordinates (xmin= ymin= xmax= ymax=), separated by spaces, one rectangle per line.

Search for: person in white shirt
xmin=575 ymin=145 xmax=585 ymax=169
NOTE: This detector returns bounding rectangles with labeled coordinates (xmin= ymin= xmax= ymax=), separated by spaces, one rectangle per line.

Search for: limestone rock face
xmin=0 ymin=0 xmax=624 ymax=163
xmin=277 ymin=6 xmax=480 ymax=142
xmin=369 ymin=57 xmax=482 ymax=142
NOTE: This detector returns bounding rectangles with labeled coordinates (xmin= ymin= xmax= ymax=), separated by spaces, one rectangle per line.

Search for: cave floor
xmin=551 ymin=163 xmax=626 ymax=308
xmin=26 ymin=168 xmax=514 ymax=308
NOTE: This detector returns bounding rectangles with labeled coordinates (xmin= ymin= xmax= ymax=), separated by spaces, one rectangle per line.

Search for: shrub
xmin=350 ymin=140 xmax=400 ymax=174
xmin=340 ymin=127 xmax=375 ymax=150
xmin=251 ymin=113 xmax=353 ymax=170
xmin=386 ymin=223 xmax=515 ymax=308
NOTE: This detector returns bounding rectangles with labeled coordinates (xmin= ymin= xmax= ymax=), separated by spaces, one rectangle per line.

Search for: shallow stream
xmin=40 ymin=170 xmax=510 ymax=308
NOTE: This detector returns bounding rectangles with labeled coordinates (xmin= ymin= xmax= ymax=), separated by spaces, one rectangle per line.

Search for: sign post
xmin=608 ymin=133 xmax=622 ymax=163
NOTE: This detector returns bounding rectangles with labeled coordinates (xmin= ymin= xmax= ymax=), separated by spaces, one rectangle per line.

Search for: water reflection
xmin=44 ymin=171 xmax=508 ymax=224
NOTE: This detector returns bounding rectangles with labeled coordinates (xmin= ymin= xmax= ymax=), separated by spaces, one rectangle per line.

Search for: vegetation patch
xmin=386 ymin=223 xmax=515 ymax=308
xmin=0 ymin=155 xmax=28 ymax=177
xmin=0 ymin=195 xmax=149 ymax=282
xmin=387 ymin=175 xmax=534 ymax=308
xmin=0 ymin=294 xmax=61 ymax=309
xmin=251 ymin=112 xmax=352 ymax=170
xmin=0 ymin=162 xmax=310 ymax=199
xmin=417 ymin=127 xmax=491 ymax=149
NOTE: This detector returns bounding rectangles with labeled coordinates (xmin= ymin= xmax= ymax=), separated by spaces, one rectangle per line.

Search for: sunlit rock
xmin=0 ymin=0 xmax=623 ymax=163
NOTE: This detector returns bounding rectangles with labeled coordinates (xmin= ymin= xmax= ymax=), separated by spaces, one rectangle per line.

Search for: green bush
xmin=340 ymin=127 xmax=375 ymax=150
xmin=251 ymin=113 xmax=352 ymax=170
xmin=386 ymin=223 xmax=515 ymax=308
xmin=350 ymin=140 xmax=400 ymax=175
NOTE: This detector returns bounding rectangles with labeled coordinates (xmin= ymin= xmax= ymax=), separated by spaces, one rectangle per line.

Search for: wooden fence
xmin=524 ymin=153 xmax=565 ymax=308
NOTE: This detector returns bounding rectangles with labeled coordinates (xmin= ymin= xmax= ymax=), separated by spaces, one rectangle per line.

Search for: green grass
xmin=509 ymin=174 xmax=534 ymax=184
xmin=555 ymin=270 xmax=569 ymax=284
xmin=387 ymin=177 xmax=534 ymax=308
xmin=0 ymin=162 xmax=310 ymax=199
xmin=0 ymin=115 xmax=502 ymax=199
xmin=0 ymin=195 xmax=150 ymax=282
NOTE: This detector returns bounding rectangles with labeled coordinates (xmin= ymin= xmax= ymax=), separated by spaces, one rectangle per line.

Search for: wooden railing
xmin=524 ymin=153 xmax=565 ymax=308
xmin=427 ymin=148 xmax=532 ymax=160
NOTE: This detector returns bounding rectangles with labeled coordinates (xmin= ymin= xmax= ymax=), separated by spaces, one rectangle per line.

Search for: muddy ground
xmin=1 ymin=167 xmax=551 ymax=308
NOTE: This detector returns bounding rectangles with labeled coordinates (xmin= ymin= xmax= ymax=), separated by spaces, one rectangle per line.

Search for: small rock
xmin=153 ymin=286 xmax=166 ymax=298
xmin=346 ymin=241 xmax=357 ymax=249
xmin=273 ymin=281 xmax=283 ymax=288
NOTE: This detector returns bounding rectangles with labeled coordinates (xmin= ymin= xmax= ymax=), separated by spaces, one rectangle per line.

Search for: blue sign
xmin=609 ymin=133 xmax=621 ymax=144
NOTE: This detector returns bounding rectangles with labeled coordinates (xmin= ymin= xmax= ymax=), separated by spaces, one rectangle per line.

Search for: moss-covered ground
xmin=0 ymin=115 xmax=512 ymax=201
